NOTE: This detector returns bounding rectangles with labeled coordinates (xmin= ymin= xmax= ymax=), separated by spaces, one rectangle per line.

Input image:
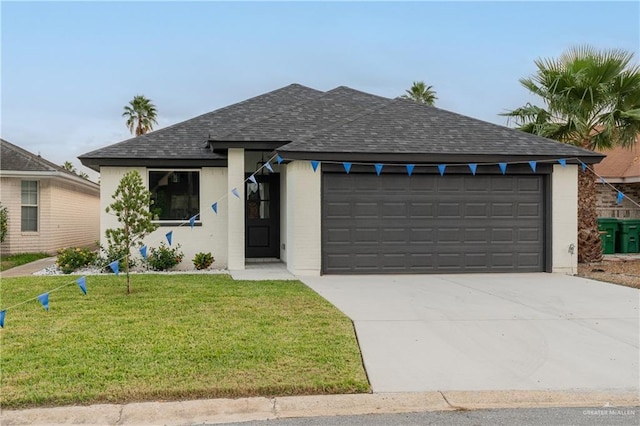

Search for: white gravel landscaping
xmin=33 ymin=262 xmax=229 ymax=276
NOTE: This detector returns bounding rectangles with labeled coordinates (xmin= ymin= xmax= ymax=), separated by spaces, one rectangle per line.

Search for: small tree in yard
xmin=105 ymin=170 xmax=158 ymax=294
xmin=0 ymin=202 xmax=7 ymax=243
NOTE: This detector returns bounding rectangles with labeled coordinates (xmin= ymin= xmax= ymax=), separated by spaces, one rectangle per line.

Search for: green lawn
xmin=0 ymin=252 xmax=51 ymax=271
xmin=0 ymin=274 xmax=369 ymax=408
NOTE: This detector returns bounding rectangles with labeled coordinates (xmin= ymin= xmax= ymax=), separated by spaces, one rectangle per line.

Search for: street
xmin=217 ymin=407 xmax=638 ymax=426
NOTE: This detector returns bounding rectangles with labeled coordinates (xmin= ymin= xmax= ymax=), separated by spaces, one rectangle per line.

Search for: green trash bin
xmin=617 ymin=219 xmax=640 ymax=254
xmin=597 ymin=218 xmax=619 ymax=254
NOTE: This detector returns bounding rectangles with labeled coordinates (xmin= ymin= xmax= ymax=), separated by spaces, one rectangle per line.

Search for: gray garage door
xmin=322 ymin=173 xmax=545 ymax=274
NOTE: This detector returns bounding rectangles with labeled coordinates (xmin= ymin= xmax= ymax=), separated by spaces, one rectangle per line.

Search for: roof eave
xmin=0 ymin=170 xmax=100 ymax=191
xmin=79 ymin=157 xmax=228 ymax=171
xmin=275 ymin=150 xmax=605 ymax=165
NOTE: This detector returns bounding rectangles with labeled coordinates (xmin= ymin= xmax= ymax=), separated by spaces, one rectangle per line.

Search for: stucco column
xmin=552 ymin=164 xmax=578 ymax=274
xmin=227 ymin=148 xmax=245 ymax=270
xmin=286 ymin=160 xmax=321 ymax=275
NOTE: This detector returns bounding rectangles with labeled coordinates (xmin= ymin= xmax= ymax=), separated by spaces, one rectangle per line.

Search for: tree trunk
xmin=126 ymin=252 xmax=131 ymax=294
xmin=577 ymin=167 xmax=603 ymax=263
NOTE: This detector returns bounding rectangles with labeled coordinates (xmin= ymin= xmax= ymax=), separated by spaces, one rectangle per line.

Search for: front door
xmin=246 ymin=174 xmax=280 ymax=258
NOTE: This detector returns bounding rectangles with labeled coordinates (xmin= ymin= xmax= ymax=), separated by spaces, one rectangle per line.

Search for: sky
xmin=2 ymin=1 xmax=639 ymax=180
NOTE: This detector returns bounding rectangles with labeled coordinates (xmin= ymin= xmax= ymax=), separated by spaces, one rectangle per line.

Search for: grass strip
xmin=1 ymin=253 xmax=51 ymax=272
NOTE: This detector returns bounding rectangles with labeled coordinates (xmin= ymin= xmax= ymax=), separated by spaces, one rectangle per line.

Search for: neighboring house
xmin=0 ymin=139 xmax=100 ymax=255
xmin=80 ymin=84 xmax=603 ymax=275
xmin=594 ymin=135 xmax=640 ymax=218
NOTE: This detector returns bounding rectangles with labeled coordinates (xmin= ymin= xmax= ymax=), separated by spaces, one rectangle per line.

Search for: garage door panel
xmin=465 ymin=203 xmax=489 ymax=217
xmin=409 ymin=202 xmax=434 ymax=217
xmin=492 ymin=203 xmax=516 ymax=217
xmin=518 ymin=177 xmax=542 ymax=192
xmin=518 ymin=203 xmax=541 ymax=217
xmin=437 ymin=203 xmax=462 ymax=218
xmin=382 ymin=202 xmax=407 ymax=218
xmin=323 ymin=174 xmax=545 ymax=274
xmin=438 ymin=176 xmax=465 ymax=191
xmin=518 ymin=228 xmax=542 ymax=242
xmin=465 ymin=228 xmax=490 ymax=243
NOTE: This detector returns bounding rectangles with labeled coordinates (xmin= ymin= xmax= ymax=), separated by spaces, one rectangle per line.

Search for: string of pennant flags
xmin=1 ymin=153 xmax=637 ymax=328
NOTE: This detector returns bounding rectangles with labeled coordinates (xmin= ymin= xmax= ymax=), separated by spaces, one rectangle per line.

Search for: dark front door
xmin=246 ymin=174 xmax=280 ymax=258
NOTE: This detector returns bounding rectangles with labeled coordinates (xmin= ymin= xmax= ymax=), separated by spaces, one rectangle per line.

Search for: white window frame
xmin=21 ymin=180 xmax=39 ymax=233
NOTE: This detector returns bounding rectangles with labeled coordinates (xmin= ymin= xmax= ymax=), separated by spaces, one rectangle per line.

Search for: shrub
xmin=147 ymin=243 xmax=183 ymax=271
xmin=97 ymin=242 xmax=136 ymax=272
xmin=192 ymin=252 xmax=214 ymax=270
xmin=56 ymin=247 xmax=97 ymax=274
xmin=0 ymin=202 xmax=7 ymax=243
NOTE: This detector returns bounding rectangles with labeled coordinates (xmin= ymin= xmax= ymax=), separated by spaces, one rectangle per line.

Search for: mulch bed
xmin=577 ymin=257 xmax=640 ymax=289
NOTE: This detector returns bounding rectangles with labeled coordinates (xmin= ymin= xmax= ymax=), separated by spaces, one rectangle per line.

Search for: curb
xmin=1 ymin=390 xmax=638 ymax=425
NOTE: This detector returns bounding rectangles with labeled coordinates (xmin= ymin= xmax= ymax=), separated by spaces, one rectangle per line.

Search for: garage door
xmin=322 ymin=173 xmax=545 ymax=274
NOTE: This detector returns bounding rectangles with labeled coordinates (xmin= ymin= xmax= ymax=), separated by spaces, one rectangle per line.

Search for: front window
xmin=21 ymin=180 xmax=38 ymax=232
xmin=149 ymin=171 xmax=200 ymax=221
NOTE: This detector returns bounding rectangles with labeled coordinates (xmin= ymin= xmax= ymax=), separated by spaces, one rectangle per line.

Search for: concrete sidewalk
xmin=1 ymin=257 xmax=56 ymax=278
xmin=1 ymin=390 xmax=638 ymax=425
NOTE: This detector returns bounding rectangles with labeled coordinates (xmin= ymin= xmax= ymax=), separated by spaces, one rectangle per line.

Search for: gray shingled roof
xmin=213 ymin=86 xmax=389 ymax=142
xmin=79 ymin=83 xmax=603 ymax=169
xmin=278 ymin=97 xmax=602 ymax=159
xmin=1 ymin=138 xmax=75 ymax=174
xmin=79 ymin=84 xmax=323 ymax=164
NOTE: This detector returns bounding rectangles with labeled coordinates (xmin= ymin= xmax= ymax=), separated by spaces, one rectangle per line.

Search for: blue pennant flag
xmin=600 ymin=177 xmax=606 ymax=184
xmin=109 ymin=260 xmax=120 ymax=275
xmin=617 ymin=191 xmax=625 ymax=204
xmin=468 ymin=163 xmax=477 ymax=175
xmin=37 ymin=293 xmax=50 ymax=311
xmin=438 ymin=164 xmax=446 ymax=176
xmin=265 ymin=162 xmax=274 ymax=173
xmin=310 ymin=160 xmax=320 ymax=172
xmin=231 ymin=188 xmax=240 ymax=198
xmin=249 ymin=174 xmax=257 ymax=184
xmin=343 ymin=162 xmax=352 ymax=174
xmin=166 ymin=231 xmax=173 ymax=246
xmin=581 ymin=162 xmax=587 ymax=172
xmin=558 ymin=159 xmax=567 ymax=167
xmin=406 ymin=164 xmax=415 ymax=176
xmin=276 ymin=154 xmax=284 ymax=164
xmin=529 ymin=161 xmax=537 ymax=173
xmin=140 ymin=245 xmax=148 ymax=260
xmin=498 ymin=163 xmax=507 ymax=175
xmin=76 ymin=276 xmax=87 ymax=295
xmin=374 ymin=163 xmax=383 ymax=176
xmin=189 ymin=216 xmax=196 ymax=229
xmin=211 ymin=202 xmax=218 ymax=214
xmin=0 ymin=310 xmax=5 ymax=328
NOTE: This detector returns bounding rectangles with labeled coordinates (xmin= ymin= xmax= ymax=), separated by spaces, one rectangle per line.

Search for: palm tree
xmin=62 ymin=161 xmax=90 ymax=179
xmin=401 ymin=81 xmax=437 ymax=106
xmin=502 ymin=45 xmax=640 ymax=263
xmin=62 ymin=161 xmax=76 ymax=173
xmin=122 ymin=95 xmax=158 ymax=136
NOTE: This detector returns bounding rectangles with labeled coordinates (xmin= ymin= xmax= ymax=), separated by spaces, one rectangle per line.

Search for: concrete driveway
xmin=300 ymin=273 xmax=639 ymax=393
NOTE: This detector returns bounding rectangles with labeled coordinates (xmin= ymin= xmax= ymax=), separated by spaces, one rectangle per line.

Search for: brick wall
xmin=285 ymin=161 xmax=321 ymax=275
xmin=596 ymin=182 xmax=640 ymax=218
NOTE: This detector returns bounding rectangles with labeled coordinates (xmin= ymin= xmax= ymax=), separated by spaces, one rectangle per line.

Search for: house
xmin=0 ymin=139 xmax=100 ymax=255
xmin=594 ymin=136 xmax=640 ymax=218
xmin=79 ymin=84 xmax=603 ymax=275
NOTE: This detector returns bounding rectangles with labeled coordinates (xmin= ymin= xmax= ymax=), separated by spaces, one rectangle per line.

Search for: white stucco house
xmin=79 ymin=84 xmax=603 ymax=275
